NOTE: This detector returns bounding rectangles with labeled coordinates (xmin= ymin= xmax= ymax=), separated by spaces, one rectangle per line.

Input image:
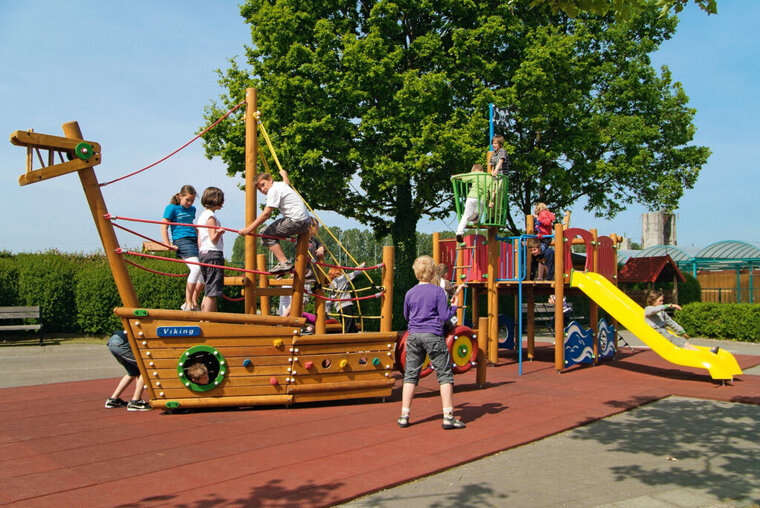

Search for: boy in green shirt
xmin=455 ymin=164 xmax=491 ymax=243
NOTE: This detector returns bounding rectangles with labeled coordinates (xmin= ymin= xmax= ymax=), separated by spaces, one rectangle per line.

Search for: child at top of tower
xmin=455 ymin=163 xmax=491 ymax=244
xmin=161 ymin=184 xmax=204 ymax=311
xmin=239 ymin=169 xmax=311 ymax=274
xmin=197 ymin=187 xmax=225 ymax=313
xmin=488 ymin=135 xmax=509 ymax=209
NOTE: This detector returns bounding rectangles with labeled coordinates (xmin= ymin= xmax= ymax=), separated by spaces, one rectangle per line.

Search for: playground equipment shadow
xmin=1 ymin=338 xmax=759 ymax=507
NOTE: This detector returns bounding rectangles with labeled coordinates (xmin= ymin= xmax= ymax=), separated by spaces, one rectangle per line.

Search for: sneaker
xmin=127 ymin=399 xmax=152 ymax=411
xmin=467 ymin=212 xmax=479 ymax=222
xmin=180 ymin=303 xmax=188 ymax=311
xmin=442 ymin=416 xmax=466 ymax=430
xmin=456 ymin=234 xmax=464 ymax=244
xmin=711 ymin=346 xmax=720 ymax=354
xmin=192 ymin=305 xmax=200 ymax=311
xmin=397 ymin=415 xmax=410 ymax=428
xmin=270 ymin=261 xmax=294 ymax=274
xmin=105 ymin=397 xmax=128 ymax=409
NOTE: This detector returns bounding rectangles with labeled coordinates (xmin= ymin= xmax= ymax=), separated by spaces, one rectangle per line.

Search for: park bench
xmin=0 ymin=306 xmax=43 ymax=345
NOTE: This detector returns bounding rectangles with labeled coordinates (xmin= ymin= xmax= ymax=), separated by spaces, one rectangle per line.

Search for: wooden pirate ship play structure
xmin=10 ymin=88 xmax=741 ymax=411
xmin=10 ymin=89 xmax=409 ymax=409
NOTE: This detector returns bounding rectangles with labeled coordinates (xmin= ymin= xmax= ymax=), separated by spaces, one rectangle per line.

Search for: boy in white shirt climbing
xmin=239 ymin=169 xmax=311 ymax=274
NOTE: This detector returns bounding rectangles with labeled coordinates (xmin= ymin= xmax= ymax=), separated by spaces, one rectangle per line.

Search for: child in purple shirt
xmin=398 ymin=255 xmax=465 ymax=430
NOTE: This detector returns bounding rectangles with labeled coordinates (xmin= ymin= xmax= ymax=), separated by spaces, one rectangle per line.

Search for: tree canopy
xmin=202 ymin=0 xmax=708 ymax=323
xmin=526 ymin=0 xmax=717 ymax=18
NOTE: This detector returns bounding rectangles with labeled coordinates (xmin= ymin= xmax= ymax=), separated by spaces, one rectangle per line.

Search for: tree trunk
xmin=390 ymin=182 xmax=418 ymax=330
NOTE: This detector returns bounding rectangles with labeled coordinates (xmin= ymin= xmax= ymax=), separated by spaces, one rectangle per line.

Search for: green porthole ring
xmin=177 ymin=344 xmax=227 ymax=392
xmin=74 ymin=141 xmax=94 ymax=160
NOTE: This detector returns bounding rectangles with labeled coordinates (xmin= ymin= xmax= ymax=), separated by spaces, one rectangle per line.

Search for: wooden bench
xmin=0 ymin=306 xmax=43 ymax=345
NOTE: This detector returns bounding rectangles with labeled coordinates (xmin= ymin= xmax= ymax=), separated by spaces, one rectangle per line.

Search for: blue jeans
xmin=403 ymin=332 xmax=454 ymax=385
xmin=174 ymin=236 xmax=199 ymax=259
xmin=107 ymin=331 xmax=139 ymax=376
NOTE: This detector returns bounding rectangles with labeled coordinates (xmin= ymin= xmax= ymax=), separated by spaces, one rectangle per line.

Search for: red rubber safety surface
xmin=1 ymin=347 xmax=759 ymax=507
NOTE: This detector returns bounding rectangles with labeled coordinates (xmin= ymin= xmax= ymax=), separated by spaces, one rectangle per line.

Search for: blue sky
xmin=1 ymin=1 xmax=757 ymax=258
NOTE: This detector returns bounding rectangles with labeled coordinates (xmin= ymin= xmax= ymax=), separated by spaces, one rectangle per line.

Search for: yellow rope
xmin=256 ymin=120 xmax=380 ymax=328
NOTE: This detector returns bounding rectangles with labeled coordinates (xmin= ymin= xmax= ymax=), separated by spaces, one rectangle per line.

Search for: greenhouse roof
xmin=633 ymin=245 xmax=700 ymax=262
xmin=695 ymin=240 xmax=760 ymax=260
xmin=619 ymin=241 xmax=760 ymax=272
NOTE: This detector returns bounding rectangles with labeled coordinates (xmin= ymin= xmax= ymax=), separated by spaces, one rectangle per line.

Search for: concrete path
xmin=0 ymin=343 xmax=121 ymax=389
xmin=341 ymin=333 xmax=760 ymax=508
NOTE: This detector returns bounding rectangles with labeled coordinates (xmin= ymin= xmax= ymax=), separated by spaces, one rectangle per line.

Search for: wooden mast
xmin=62 ymin=121 xmax=139 ymax=308
xmin=244 ymin=88 xmax=258 ymax=314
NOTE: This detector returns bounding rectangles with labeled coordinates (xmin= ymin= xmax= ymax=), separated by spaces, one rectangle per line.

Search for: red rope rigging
xmin=99 ymin=100 xmax=246 ymax=187
xmin=308 ymin=290 xmax=384 ymax=302
xmin=117 ymin=249 xmax=272 ymax=276
xmin=112 ymin=222 xmax=174 ymax=250
xmin=124 ymin=259 xmax=187 ymax=277
xmin=106 ymin=214 xmax=296 ymax=242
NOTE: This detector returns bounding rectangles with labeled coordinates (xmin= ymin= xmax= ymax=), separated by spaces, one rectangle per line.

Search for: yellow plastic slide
xmin=570 ymin=271 xmax=742 ymax=381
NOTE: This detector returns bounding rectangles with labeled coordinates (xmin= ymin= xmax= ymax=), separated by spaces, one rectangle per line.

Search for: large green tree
xmin=202 ymin=1 xmax=708 ymax=326
xmin=527 ymin=0 xmax=717 ymax=18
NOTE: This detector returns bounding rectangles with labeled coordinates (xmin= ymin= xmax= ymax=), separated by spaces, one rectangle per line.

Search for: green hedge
xmin=15 ymin=251 xmax=79 ymax=332
xmin=75 ymin=258 xmax=122 ymax=334
xmin=6 ymin=250 xmax=759 ymax=342
xmin=0 ymin=254 xmax=19 ymax=306
xmin=675 ymin=303 xmax=760 ymax=343
xmin=0 ymin=251 xmax=274 ymax=335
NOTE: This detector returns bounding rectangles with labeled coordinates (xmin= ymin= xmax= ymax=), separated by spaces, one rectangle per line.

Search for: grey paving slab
xmin=341 ymin=397 xmax=760 ymax=508
xmin=0 ymin=343 xmax=121 ymax=388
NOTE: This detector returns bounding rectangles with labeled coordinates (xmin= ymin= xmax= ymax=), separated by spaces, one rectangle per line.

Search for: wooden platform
xmin=1 ymin=347 xmax=759 ymax=507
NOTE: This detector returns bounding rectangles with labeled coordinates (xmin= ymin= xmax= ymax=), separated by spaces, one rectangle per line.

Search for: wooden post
xmin=380 ymin=245 xmax=394 ymax=333
xmin=315 ymin=264 xmax=327 ymax=334
xmin=526 ymin=214 xmax=535 ymax=279
xmin=257 ymin=253 xmax=270 ymax=315
xmin=244 ymin=87 xmax=258 ymax=315
xmin=612 ymin=235 xmax=620 ymax=353
xmin=673 ymin=273 xmax=679 ymax=305
xmin=62 ymin=122 xmax=138 ymax=308
xmin=476 ymin=316 xmax=488 ymax=387
xmin=554 ymin=222 xmax=565 ymax=371
xmin=289 ymin=230 xmax=311 ymax=318
xmin=526 ymin=288 xmax=535 ymax=359
xmin=590 ymin=228 xmax=599 ymax=363
xmin=487 ymin=226 xmax=499 ymax=363
xmin=432 ymin=232 xmax=440 ymax=264
xmin=551 ymin=211 xmax=565 ymax=361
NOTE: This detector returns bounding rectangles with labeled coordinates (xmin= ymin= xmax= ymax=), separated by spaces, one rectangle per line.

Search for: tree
xmin=525 ymin=0 xmax=717 ymax=18
xmin=495 ymin=7 xmax=710 ymax=233
xmin=202 ymin=1 xmax=708 ymax=326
